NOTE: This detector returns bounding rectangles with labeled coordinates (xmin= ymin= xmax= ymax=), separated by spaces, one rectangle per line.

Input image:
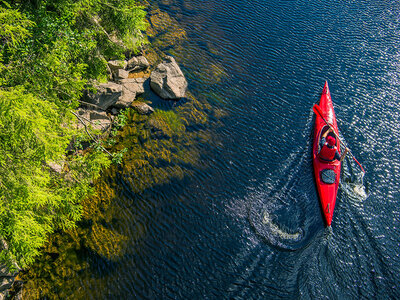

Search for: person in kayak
xmin=319 ymin=128 xmax=348 ymax=161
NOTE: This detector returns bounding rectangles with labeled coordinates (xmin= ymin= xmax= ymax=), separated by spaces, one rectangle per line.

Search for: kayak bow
xmin=312 ymin=81 xmax=341 ymax=227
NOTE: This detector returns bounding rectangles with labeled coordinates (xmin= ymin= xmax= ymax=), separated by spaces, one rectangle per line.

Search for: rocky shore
xmin=8 ymin=2 xmax=220 ymax=298
xmin=76 ymin=54 xmax=188 ymax=133
xmin=0 ymin=50 xmax=189 ymax=300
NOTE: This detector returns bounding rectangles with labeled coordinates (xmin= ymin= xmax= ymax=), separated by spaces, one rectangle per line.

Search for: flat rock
xmin=89 ymin=110 xmax=111 ymax=131
xmin=150 ymin=56 xmax=187 ymax=100
xmin=76 ymin=109 xmax=111 ymax=131
xmin=119 ymin=78 xmax=146 ymax=95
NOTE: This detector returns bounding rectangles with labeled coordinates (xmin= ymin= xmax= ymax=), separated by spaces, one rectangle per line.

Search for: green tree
xmin=0 ymin=0 xmax=146 ymax=267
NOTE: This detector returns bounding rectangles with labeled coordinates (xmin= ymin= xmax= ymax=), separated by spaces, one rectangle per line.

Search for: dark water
xmin=73 ymin=0 xmax=400 ymax=298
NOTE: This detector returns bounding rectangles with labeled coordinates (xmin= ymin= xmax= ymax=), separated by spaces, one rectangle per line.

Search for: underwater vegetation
xmin=19 ymin=4 xmax=225 ymax=298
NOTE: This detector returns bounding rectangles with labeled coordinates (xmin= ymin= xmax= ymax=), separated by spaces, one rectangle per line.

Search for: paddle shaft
xmin=313 ymin=104 xmax=365 ymax=173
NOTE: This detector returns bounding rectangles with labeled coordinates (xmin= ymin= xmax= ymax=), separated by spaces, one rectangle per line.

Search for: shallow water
xmin=25 ymin=0 xmax=400 ymax=298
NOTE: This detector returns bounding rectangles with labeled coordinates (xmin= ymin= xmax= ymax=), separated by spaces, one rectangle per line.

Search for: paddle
xmin=313 ymin=104 xmax=365 ymax=173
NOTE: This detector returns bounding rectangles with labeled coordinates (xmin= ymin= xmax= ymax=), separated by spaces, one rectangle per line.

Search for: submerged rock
xmin=150 ymin=56 xmax=187 ymax=100
xmin=131 ymin=102 xmax=154 ymax=115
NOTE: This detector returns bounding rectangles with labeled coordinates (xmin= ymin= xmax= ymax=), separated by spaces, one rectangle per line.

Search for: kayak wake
xmin=247 ymin=108 xmax=319 ymax=251
xmin=341 ymin=158 xmax=368 ymax=202
xmin=262 ymin=210 xmax=301 ymax=240
xmin=248 ymin=190 xmax=309 ymax=251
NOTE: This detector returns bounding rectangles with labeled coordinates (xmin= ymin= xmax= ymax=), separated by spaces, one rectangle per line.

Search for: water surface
xmin=27 ymin=0 xmax=400 ymax=298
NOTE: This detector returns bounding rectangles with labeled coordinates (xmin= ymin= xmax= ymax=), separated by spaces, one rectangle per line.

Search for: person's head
xmin=327 ymin=136 xmax=336 ymax=147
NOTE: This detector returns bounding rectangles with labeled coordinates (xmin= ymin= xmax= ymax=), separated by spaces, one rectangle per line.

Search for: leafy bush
xmin=0 ymin=0 xmax=146 ymax=267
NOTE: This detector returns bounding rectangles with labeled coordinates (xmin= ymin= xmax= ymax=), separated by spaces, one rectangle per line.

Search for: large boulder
xmin=119 ymin=78 xmax=146 ymax=94
xmin=113 ymin=86 xmax=136 ymax=108
xmin=150 ymin=56 xmax=187 ymax=100
xmin=84 ymin=78 xmax=147 ymax=110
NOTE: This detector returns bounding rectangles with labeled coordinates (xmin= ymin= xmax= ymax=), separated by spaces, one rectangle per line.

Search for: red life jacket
xmin=319 ymin=144 xmax=337 ymax=161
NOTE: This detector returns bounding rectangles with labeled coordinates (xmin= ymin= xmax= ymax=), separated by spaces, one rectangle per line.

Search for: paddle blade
xmin=312 ymin=104 xmax=323 ymax=118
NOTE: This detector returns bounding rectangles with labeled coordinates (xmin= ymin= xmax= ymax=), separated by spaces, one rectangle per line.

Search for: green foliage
xmin=0 ymin=4 xmax=34 ymax=49
xmin=17 ymin=5 xmax=222 ymax=297
xmin=0 ymin=0 xmax=146 ymax=267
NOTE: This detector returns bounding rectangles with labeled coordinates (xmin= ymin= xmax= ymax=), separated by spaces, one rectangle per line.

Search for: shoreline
xmin=10 ymin=3 xmax=217 ymax=299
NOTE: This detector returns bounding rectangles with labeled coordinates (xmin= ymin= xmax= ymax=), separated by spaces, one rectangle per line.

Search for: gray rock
xmin=0 ymin=277 xmax=13 ymax=293
xmin=115 ymin=69 xmax=130 ymax=80
xmin=84 ymin=82 xmax=122 ymax=110
xmin=150 ymin=56 xmax=187 ymax=100
xmin=0 ymin=239 xmax=19 ymax=300
xmin=89 ymin=110 xmax=112 ymax=131
xmin=131 ymin=102 xmax=154 ymax=115
xmin=108 ymin=60 xmax=127 ymax=71
xmin=126 ymin=57 xmax=138 ymax=69
xmin=126 ymin=55 xmax=149 ymax=71
xmin=48 ymin=162 xmax=64 ymax=174
xmin=119 ymin=78 xmax=146 ymax=95
xmin=113 ymin=86 xmax=136 ymax=108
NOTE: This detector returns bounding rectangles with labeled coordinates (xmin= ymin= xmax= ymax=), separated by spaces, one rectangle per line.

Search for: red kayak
xmin=313 ymin=81 xmax=341 ymax=227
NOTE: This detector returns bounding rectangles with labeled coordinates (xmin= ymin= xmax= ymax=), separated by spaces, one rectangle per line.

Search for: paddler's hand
xmin=322 ymin=128 xmax=332 ymax=138
xmin=340 ymin=148 xmax=349 ymax=161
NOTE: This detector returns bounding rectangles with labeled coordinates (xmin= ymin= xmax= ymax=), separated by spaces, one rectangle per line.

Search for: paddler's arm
xmin=322 ymin=128 xmax=332 ymax=138
xmin=340 ymin=148 xmax=349 ymax=162
xmin=320 ymin=128 xmax=332 ymax=149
